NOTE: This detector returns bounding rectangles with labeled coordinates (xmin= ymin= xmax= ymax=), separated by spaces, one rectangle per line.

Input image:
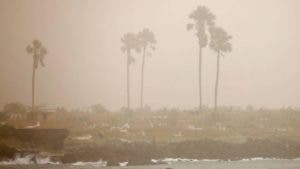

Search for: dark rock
xmin=0 ymin=125 xmax=69 ymax=152
xmin=62 ymin=138 xmax=300 ymax=166
xmin=0 ymin=144 xmax=19 ymax=160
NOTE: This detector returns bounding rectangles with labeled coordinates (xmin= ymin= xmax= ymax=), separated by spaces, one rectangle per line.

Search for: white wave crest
xmin=72 ymin=159 xmax=107 ymax=167
xmin=75 ymin=134 xmax=92 ymax=140
xmin=119 ymin=161 xmax=128 ymax=166
xmin=152 ymin=158 xmax=203 ymax=164
xmin=240 ymin=157 xmax=282 ymax=161
xmin=151 ymin=157 xmax=297 ymax=164
xmin=0 ymin=154 xmax=59 ymax=165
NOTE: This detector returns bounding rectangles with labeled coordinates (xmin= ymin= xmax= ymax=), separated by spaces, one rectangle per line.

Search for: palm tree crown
xmin=26 ymin=40 xmax=47 ymax=69
xmin=137 ymin=28 xmax=156 ymax=52
xmin=121 ymin=33 xmax=141 ymax=64
xmin=209 ymin=26 xmax=232 ymax=54
xmin=187 ymin=5 xmax=216 ymax=47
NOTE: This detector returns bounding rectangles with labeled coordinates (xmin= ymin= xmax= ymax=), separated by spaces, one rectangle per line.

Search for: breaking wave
xmin=72 ymin=159 xmax=107 ymax=167
xmin=151 ymin=157 xmax=300 ymax=164
xmin=151 ymin=158 xmax=219 ymax=164
xmin=0 ymin=154 xmax=59 ymax=165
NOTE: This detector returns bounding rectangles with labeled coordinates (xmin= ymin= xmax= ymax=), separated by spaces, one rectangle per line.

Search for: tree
xmin=187 ymin=6 xmax=216 ymax=111
xmin=2 ymin=102 xmax=27 ymax=120
xmin=26 ymin=40 xmax=47 ymax=112
xmin=137 ymin=28 xmax=156 ymax=109
xmin=3 ymin=102 xmax=27 ymax=114
xmin=90 ymin=104 xmax=108 ymax=113
xmin=209 ymin=26 xmax=232 ymax=113
xmin=121 ymin=33 xmax=141 ymax=109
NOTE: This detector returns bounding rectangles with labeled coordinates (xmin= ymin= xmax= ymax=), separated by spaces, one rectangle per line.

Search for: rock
xmin=0 ymin=144 xmax=19 ymax=160
xmin=62 ymin=138 xmax=300 ymax=166
xmin=0 ymin=125 xmax=69 ymax=152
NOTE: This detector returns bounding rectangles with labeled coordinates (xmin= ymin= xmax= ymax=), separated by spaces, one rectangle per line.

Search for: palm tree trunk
xmin=127 ymin=51 xmax=131 ymax=109
xmin=214 ymin=51 xmax=220 ymax=113
xmin=140 ymin=47 xmax=146 ymax=109
xmin=198 ymin=46 xmax=202 ymax=111
xmin=32 ymin=62 xmax=36 ymax=112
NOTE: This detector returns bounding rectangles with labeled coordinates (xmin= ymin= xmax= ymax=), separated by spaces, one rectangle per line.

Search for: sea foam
xmin=0 ymin=154 xmax=59 ymax=165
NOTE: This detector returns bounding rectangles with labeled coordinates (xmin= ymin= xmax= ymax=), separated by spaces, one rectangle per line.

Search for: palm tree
xmin=209 ymin=26 xmax=232 ymax=113
xmin=187 ymin=6 xmax=215 ymax=111
xmin=26 ymin=40 xmax=47 ymax=112
xmin=137 ymin=28 xmax=156 ymax=109
xmin=121 ymin=33 xmax=141 ymax=109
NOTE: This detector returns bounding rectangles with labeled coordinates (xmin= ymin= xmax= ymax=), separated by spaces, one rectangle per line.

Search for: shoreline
xmin=1 ymin=138 xmax=300 ymax=166
xmin=1 ymin=156 xmax=300 ymax=166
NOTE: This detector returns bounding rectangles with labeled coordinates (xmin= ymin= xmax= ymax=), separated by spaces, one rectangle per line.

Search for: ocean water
xmin=0 ymin=159 xmax=300 ymax=169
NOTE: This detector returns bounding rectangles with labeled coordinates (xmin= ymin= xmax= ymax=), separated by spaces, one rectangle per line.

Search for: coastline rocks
xmin=61 ymin=138 xmax=300 ymax=166
xmin=0 ymin=125 xmax=69 ymax=152
xmin=0 ymin=144 xmax=19 ymax=160
xmin=1 ymin=124 xmax=299 ymax=166
xmin=62 ymin=140 xmax=161 ymax=166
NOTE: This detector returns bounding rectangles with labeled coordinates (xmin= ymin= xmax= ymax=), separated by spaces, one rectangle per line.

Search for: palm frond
xmin=150 ymin=45 xmax=155 ymax=51
xmin=129 ymin=55 xmax=135 ymax=64
xmin=189 ymin=5 xmax=216 ymax=26
xmin=27 ymin=40 xmax=47 ymax=68
xmin=209 ymin=26 xmax=232 ymax=53
xmin=32 ymin=40 xmax=41 ymax=48
xmin=121 ymin=33 xmax=141 ymax=54
xmin=186 ymin=23 xmax=194 ymax=31
xmin=39 ymin=55 xmax=45 ymax=67
xmin=137 ymin=28 xmax=156 ymax=47
xmin=26 ymin=45 xmax=33 ymax=54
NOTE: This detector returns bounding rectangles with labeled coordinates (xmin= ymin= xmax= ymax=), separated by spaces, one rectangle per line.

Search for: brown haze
xmin=0 ymin=0 xmax=300 ymax=111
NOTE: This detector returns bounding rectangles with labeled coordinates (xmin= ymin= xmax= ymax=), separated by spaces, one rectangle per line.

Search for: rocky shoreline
xmin=1 ymin=125 xmax=300 ymax=166
xmin=60 ymin=138 xmax=300 ymax=166
xmin=2 ymin=138 xmax=299 ymax=166
xmin=0 ymin=125 xmax=69 ymax=153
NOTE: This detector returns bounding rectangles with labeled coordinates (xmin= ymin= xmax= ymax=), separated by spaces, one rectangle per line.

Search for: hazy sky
xmin=0 ymin=0 xmax=300 ymax=110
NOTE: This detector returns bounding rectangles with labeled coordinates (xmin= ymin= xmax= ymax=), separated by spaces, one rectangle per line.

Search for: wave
xmin=72 ymin=159 xmax=107 ymax=167
xmin=119 ymin=161 xmax=128 ymax=166
xmin=0 ymin=154 xmax=59 ymax=165
xmin=2 ymin=156 xmax=298 ymax=166
xmin=239 ymin=157 xmax=298 ymax=161
xmin=151 ymin=157 xmax=300 ymax=164
xmin=151 ymin=158 xmax=220 ymax=164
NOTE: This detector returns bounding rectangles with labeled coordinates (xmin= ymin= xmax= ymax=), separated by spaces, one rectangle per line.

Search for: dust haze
xmin=1 ymin=0 xmax=300 ymax=167
xmin=0 ymin=0 xmax=299 ymax=110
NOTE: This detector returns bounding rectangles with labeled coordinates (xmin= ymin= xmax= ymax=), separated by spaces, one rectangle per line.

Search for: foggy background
xmin=0 ymin=0 xmax=299 ymax=111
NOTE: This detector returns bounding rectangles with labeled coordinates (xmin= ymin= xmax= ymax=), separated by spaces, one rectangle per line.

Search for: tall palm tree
xmin=209 ymin=26 xmax=232 ymax=113
xmin=187 ymin=6 xmax=215 ymax=111
xmin=137 ymin=28 xmax=156 ymax=109
xmin=121 ymin=33 xmax=141 ymax=109
xmin=26 ymin=40 xmax=47 ymax=112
